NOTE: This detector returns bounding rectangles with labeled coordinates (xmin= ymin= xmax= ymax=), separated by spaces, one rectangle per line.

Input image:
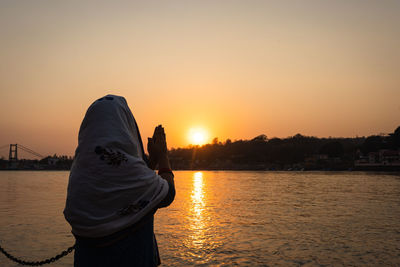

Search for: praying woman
xmin=64 ymin=95 xmax=175 ymax=267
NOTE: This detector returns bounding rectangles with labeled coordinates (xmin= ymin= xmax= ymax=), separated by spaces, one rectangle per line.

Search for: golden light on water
xmin=188 ymin=171 xmax=206 ymax=248
xmin=192 ymin=171 xmax=204 ymax=208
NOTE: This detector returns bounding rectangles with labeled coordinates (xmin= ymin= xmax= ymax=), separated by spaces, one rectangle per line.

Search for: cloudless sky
xmin=1 ymin=0 xmax=399 ymax=158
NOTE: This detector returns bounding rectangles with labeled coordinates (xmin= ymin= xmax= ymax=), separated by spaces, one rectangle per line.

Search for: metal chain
xmin=0 ymin=243 xmax=75 ymax=266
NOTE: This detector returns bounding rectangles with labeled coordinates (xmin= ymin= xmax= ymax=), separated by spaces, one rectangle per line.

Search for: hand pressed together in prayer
xmin=147 ymin=125 xmax=175 ymax=208
xmin=147 ymin=125 xmax=168 ymax=169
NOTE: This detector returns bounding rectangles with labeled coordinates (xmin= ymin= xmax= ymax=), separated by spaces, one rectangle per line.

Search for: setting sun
xmin=188 ymin=128 xmax=209 ymax=146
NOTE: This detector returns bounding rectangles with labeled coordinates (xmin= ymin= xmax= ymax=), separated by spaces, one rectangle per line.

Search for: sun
xmin=188 ymin=128 xmax=209 ymax=146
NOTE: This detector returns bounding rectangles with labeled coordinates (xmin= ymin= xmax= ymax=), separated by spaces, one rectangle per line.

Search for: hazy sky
xmin=1 ymin=0 xmax=399 ymax=158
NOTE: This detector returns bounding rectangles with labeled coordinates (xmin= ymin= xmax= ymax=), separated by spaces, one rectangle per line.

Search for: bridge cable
xmin=18 ymin=145 xmax=44 ymax=159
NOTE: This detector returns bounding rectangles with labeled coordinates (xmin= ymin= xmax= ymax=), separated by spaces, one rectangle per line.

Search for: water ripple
xmin=0 ymin=171 xmax=400 ymax=266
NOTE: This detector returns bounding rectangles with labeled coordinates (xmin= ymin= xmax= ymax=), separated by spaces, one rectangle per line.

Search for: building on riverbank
xmin=355 ymin=149 xmax=400 ymax=170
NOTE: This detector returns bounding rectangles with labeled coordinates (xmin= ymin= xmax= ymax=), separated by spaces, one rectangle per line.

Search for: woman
xmin=64 ymin=95 xmax=175 ymax=267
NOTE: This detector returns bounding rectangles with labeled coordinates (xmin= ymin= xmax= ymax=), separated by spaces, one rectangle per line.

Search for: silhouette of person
xmin=64 ymin=95 xmax=175 ymax=267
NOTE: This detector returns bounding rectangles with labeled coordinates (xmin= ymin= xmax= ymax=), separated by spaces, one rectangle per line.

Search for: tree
xmin=362 ymin=136 xmax=384 ymax=153
xmin=393 ymin=126 xmax=400 ymax=148
xmin=319 ymin=141 xmax=344 ymax=157
xmin=252 ymin=134 xmax=268 ymax=142
xmin=212 ymin=137 xmax=219 ymax=145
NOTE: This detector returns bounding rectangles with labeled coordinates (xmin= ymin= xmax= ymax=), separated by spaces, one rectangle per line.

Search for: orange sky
xmin=1 ymin=1 xmax=399 ymax=158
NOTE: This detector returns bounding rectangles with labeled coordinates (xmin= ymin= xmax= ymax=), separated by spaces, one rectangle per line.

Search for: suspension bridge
xmin=0 ymin=144 xmax=73 ymax=170
xmin=0 ymin=144 xmax=47 ymax=169
xmin=0 ymin=144 xmax=44 ymax=161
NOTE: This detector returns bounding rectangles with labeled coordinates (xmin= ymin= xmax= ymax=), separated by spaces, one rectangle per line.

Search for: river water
xmin=0 ymin=171 xmax=399 ymax=266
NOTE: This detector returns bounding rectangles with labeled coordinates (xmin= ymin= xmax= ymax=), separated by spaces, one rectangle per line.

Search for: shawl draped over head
xmin=64 ymin=95 xmax=169 ymax=238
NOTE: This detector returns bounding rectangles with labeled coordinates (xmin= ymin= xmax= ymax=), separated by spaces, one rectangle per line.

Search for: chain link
xmin=0 ymin=242 xmax=75 ymax=266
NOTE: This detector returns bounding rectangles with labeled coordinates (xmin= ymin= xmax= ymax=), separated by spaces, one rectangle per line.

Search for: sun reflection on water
xmin=192 ymin=171 xmax=204 ymax=207
xmin=188 ymin=171 xmax=206 ymax=249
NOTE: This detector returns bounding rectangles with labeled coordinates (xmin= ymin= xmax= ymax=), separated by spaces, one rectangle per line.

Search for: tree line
xmin=2 ymin=126 xmax=399 ymax=171
xmin=168 ymin=126 xmax=400 ymax=170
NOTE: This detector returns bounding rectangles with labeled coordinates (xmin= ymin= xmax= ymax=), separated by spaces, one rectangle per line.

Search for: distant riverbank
xmin=1 ymin=167 xmax=400 ymax=172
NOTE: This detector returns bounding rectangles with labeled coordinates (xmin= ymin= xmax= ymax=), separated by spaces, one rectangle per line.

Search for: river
xmin=0 ymin=171 xmax=399 ymax=266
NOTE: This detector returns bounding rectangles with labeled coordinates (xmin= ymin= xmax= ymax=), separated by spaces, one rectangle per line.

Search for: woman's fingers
xmin=153 ymin=126 xmax=160 ymax=137
xmin=153 ymin=125 xmax=167 ymax=151
xmin=148 ymin=137 xmax=153 ymax=145
xmin=155 ymin=125 xmax=165 ymax=137
xmin=147 ymin=138 xmax=154 ymax=152
xmin=154 ymin=126 xmax=160 ymax=139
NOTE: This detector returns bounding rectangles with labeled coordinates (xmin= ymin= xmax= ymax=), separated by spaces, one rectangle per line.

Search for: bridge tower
xmin=9 ymin=144 xmax=18 ymax=162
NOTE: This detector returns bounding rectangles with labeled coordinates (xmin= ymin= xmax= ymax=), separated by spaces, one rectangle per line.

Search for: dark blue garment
xmin=74 ymin=216 xmax=160 ymax=267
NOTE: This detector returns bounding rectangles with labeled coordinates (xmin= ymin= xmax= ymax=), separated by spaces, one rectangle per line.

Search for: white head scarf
xmin=64 ymin=95 xmax=168 ymax=238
